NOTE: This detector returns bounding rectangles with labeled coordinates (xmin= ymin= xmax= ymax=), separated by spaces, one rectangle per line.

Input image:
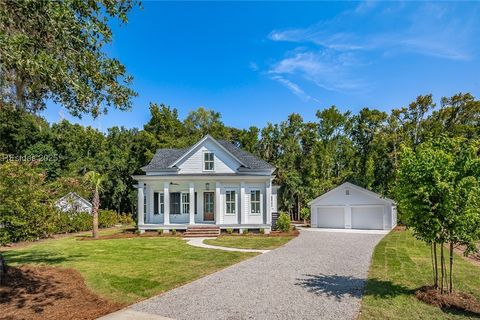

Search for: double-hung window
xmin=225 ymin=190 xmax=236 ymax=215
xmin=204 ymin=152 xmax=214 ymax=171
xmin=250 ymin=190 xmax=261 ymax=215
xmin=181 ymin=193 xmax=190 ymax=214
xmin=153 ymin=192 xmax=164 ymax=215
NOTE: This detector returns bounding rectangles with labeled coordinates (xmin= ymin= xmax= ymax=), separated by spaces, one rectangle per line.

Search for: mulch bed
xmin=416 ymin=286 xmax=480 ymax=316
xmin=77 ymin=229 xmax=183 ymax=241
xmin=0 ymin=265 xmax=123 ymax=320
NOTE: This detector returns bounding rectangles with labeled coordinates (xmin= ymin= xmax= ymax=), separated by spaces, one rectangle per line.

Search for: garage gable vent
xmin=345 ymin=189 xmax=350 ymax=195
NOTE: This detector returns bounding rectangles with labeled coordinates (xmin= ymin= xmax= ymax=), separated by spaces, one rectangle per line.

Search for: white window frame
xmin=181 ymin=192 xmax=190 ymax=214
xmin=250 ymin=189 xmax=262 ymax=215
xmin=203 ymin=151 xmax=215 ymax=171
xmin=225 ymin=189 xmax=237 ymax=215
xmin=159 ymin=192 xmax=164 ymax=214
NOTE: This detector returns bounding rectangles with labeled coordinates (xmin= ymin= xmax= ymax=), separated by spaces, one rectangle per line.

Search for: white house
xmin=55 ymin=192 xmax=93 ymax=214
xmin=132 ymin=135 xmax=277 ymax=233
xmin=308 ymin=182 xmax=397 ymax=230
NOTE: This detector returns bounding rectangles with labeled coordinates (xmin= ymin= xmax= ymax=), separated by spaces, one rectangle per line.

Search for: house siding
xmin=176 ymin=140 xmax=240 ymax=174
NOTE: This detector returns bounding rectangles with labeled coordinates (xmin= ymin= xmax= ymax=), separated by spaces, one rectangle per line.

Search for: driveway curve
xmin=130 ymin=229 xmax=385 ymax=320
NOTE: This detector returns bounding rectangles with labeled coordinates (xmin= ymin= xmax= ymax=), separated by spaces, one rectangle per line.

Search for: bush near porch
xmin=359 ymin=230 xmax=480 ymax=320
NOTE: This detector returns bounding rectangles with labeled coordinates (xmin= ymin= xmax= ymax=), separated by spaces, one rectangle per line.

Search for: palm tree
xmin=84 ymin=171 xmax=104 ymax=239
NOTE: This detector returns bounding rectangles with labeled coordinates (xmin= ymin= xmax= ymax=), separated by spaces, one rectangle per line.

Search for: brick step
xmin=187 ymin=226 xmax=220 ymax=230
xmin=183 ymin=233 xmax=219 ymax=238
xmin=185 ymin=228 xmax=220 ymax=233
xmin=184 ymin=231 xmax=220 ymax=235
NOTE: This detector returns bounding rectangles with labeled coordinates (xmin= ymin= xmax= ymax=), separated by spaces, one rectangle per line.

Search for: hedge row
xmin=0 ymin=161 xmax=133 ymax=246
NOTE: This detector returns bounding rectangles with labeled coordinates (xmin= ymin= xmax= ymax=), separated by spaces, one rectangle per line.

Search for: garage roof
xmin=308 ymin=182 xmax=396 ymax=206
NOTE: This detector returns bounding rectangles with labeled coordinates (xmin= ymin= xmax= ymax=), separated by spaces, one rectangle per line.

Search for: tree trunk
xmin=430 ymin=242 xmax=435 ymax=287
xmin=433 ymin=242 xmax=438 ymax=289
xmin=440 ymin=243 xmax=445 ymax=293
xmin=92 ymin=189 xmax=99 ymax=239
xmin=449 ymin=242 xmax=454 ymax=294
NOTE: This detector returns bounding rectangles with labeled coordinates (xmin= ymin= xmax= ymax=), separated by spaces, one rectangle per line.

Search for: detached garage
xmin=308 ymin=182 xmax=397 ymax=230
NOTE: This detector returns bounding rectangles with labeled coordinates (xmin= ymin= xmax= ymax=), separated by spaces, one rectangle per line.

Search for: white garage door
xmin=316 ymin=207 xmax=345 ymax=229
xmin=351 ymin=206 xmax=384 ymax=230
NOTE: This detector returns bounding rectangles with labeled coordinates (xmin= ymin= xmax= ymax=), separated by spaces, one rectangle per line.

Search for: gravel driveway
xmin=130 ymin=229 xmax=385 ymax=320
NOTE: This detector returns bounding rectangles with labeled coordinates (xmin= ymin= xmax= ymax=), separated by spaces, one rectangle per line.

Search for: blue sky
xmin=42 ymin=1 xmax=480 ymax=131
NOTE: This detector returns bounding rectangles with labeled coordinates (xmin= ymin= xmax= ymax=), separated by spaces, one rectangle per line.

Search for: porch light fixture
xmin=205 ymin=183 xmax=210 ymax=190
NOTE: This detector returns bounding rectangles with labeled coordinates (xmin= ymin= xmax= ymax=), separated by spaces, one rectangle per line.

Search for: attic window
xmin=345 ymin=189 xmax=350 ymax=196
xmin=204 ymin=152 xmax=214 ymax=171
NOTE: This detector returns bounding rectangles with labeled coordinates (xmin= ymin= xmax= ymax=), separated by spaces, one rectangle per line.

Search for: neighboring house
xmin=55 ymin=192 xmax=93 ymax=214
xmin=132 ymin=135 xmax=277 ymax=233
xmin=309 ymin=182 xmax=397 ymax=230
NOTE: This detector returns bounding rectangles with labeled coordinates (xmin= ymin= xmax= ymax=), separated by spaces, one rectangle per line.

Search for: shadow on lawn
xmin=2 ymin=249 xmax=86 ymax=265
xmin=296 ymin=274 xmax=413 ymax=301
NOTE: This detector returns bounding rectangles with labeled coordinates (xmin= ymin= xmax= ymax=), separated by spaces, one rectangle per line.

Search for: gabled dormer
xmin=141 ymin=135 xmax=275 ymax=176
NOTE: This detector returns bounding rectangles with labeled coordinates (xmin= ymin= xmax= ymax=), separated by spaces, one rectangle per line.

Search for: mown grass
xmin=360 ymin=230 xmax=480 ymax=320
xmin=204 ymin=235 xmax=295 ymax=250
xmin=1 ymin=232 xmax=257 ymax=304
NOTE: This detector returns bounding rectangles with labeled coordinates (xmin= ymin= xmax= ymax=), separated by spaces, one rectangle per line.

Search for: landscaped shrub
xmin=226 ymin=228 xmax=233 ymax=234
xmin=275 ymin=212 xmax=291 ymax=232
xmin=259 ymin=228 xmax=265 ymax=234
xmin=171 ymin=229 xmax=177 ymax=235
xmin=300 ymin=207 xmax=310 ymax=223
xmin=0 ymin=161 xmax=57 ymax=245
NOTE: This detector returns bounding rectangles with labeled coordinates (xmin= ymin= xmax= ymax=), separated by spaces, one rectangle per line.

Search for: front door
xmin=203 ymin=192 xmax=215 ymax=221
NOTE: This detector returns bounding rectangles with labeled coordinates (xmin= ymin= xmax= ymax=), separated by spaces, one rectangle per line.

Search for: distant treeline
xmin=1 ymin=93 xmax=479 ymax=221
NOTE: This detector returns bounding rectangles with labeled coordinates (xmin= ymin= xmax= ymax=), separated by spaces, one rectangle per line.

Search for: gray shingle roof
xmin=141 ymin=139 xmax=275 ymax=172
xmin=141 ymin=147 xmax=189 ymax=171
xmin=217 ymin=140 xmax=275 ymax=170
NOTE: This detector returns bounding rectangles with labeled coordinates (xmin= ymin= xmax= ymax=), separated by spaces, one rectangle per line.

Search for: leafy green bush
xmin=300 ymin=207 xmax=310 ymax=222
xmin=275 ymin=212 xmax=291 ymax=232
xmin=226 ymin=228 xmax=233 ymax=234
xmin=171 ymin=228 xmax=177 ymax=235
xmin=259 ymin=228 xmax=265 ymax=234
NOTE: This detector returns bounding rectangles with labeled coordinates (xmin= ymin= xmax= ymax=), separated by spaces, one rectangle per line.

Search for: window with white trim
xmin=225 ymin=190 xmax=236 ymax=215
xmin=181 ymin=193 xmax=190 ymax=214
xmin=250 ymin=190 xmax=261 ymax=214
xmin=204 ymin=152 xmax=214 ymax=171
xmin=159 ymin=193 xmax=164 ymax=214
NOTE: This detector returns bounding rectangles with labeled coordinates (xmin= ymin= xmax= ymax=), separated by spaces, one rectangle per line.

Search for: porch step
xmin=184 ymin=226 xmax=220 ymax=237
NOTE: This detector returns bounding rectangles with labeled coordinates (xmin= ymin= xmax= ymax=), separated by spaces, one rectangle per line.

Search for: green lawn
xmin=204 ymin=235 xmax=295 ymax=250
xmin=360 ymin=230 xmax=480 ymax=320
xmin=1 ymin=233 xmax=257 ymax=304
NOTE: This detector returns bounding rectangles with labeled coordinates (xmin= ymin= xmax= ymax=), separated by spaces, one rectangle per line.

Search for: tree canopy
xmin=0 ymin=0 xmax=138 ymax=116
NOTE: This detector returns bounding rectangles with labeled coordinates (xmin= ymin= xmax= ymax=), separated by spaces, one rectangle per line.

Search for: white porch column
xmin=239 ymin=181 xmax=245 ymax=225
xmin=215 ymin=182 xmax=221 ymax=224
xmin=147 ymin=184 xmax=154 ymax=224
xmin=265 ymin=180 xmax=272 ymax=225
xmin=189 ymin=182 xmax=195 ymax=225
xmin=163 ymin=182 xmax=170 ymax=225
xmin=137 ymin=183 xmax=144 ymax=226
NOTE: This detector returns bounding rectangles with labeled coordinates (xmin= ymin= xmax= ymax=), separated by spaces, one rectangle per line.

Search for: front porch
xmin=135 ymin=176 xmax=273 ymax=233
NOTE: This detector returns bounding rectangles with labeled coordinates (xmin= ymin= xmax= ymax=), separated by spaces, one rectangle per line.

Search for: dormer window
xmin=204 ymin=152 xmax=214 ymax=171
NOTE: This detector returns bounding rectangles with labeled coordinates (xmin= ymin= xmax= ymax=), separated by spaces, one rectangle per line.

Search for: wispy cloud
xmin=269 ymin=49 xmax=366 ymax=93
xmin=270 ymin=75 xmax=318 ymax=102
xmin=265 ymin=1 xmax=479 ymax=99
xmin=269 ymin=2 xmax=476 ymax=61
